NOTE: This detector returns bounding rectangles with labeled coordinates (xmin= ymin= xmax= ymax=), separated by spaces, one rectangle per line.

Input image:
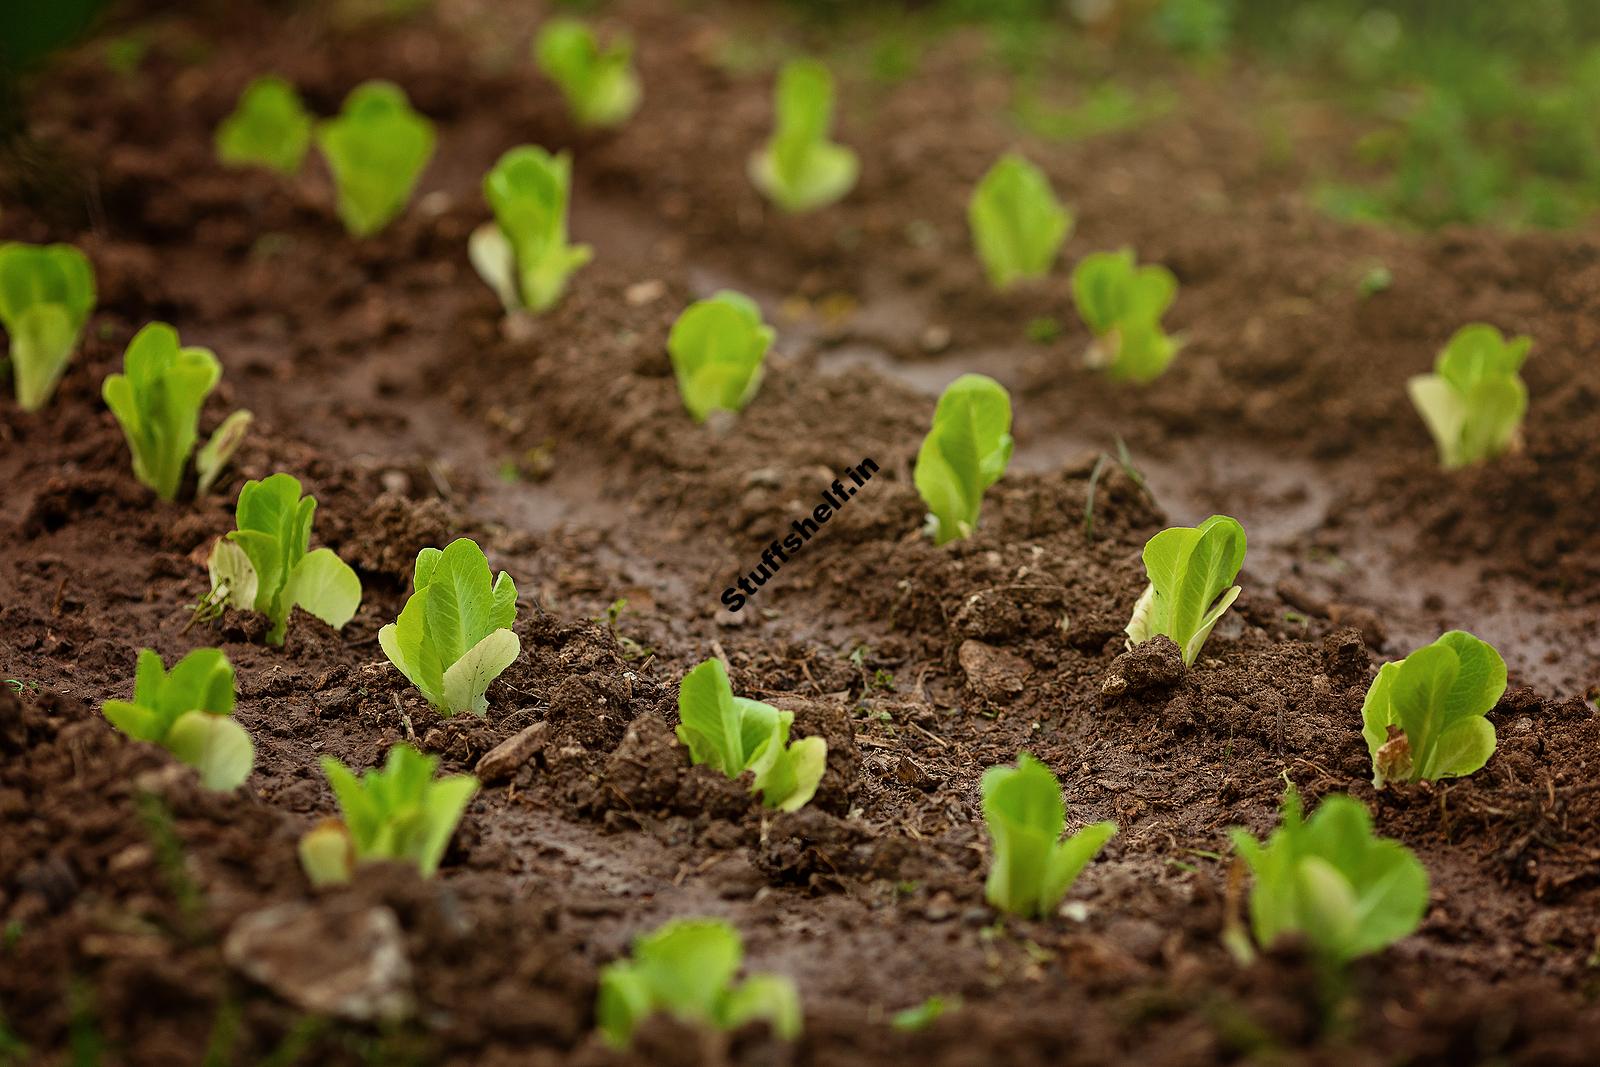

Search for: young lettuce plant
xmin=968 ymin=153 xmax=1073 ymax=289
xmin=298 ymin=743 xmax=478 ymax=887
xmin=534 ymin=17 xmax=641 ymax=129
xmin=1362 ymin=630 xmax=1504 ymax=789
xmin=748 ymin=59 xmax=858 ymax=213
xmin=206 ymin=473 xmax=363 ymax=646
xmin=667 ymin=291 xmax=774 ymax=422
xmin=1408 ymin=324 xmax=1532 ymax=469
xmin=982 ymin=753 xmax=1116 ymax=919
xmin=101 ymin=648 xmax=254 ymax=791
xmin=597 ymin=918 xmax=801 ymax=1048
xmin=0 ymin=241 xmax=96 ymax=412
xmin=1125 ymin=514 xmax=1246 ymax=666
xmin=103 ymin=322 xmax=252 ymax=501
xmin=215 ymin=75 xmax=312 ymax=175
xmin=468 ymin=145 xmax=592 ymax=314
xmin=1071 ymin=249 xmax=1181 ymax=384
xmin=913 ymin=373 xmax=1014 ymax=545
xmin=379 ymin=538 xmax=520 ymax=718
xmin=1229 ymin=786 xmax=1429 ymax=965
xmin=314 ymin=81 xmax=436 ymax=237
xmin=677 ymin=658 xmax=825 ymax=812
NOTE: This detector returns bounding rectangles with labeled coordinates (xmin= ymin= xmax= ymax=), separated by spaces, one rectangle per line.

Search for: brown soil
xmin=3 ymin=2 xmax=1598 ymax=1064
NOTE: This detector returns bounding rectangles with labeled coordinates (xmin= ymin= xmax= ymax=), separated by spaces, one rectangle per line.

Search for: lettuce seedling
xmin=101 ymin=648 xmax=254 ymax=791
xmin=103 ymin=322 xmax=252 ymax=501
xmin=676 ymin=658 xmax=825 ymax=812
xmin=667 ymin=290 xmax=774 ymax=422
xmin=982 ymin=753 xmax=1116 ymax=919
xmin=206 ymin=473 xmax=362 ymax=646
xmin=467 ymin=145 xmax=592 ymax=314
xmin=1229 ymin=786 xmax=1429 ymax=964
xmin=0 ymin=241 xmax=96 ymax=412
xmin=215 ymin=75 xmax=312 ymax=175
xmin=1125 ymin=514 xmax=1246 ymax=666
xmin=314 ymin=81 xmax=436 ymax=237
xmin=379 ymin=538 xmax=520 ymax=717
xmin=597 ymin=918 xmax=801 ymax=1048
xmin=534 ymin=17 xmax=641 ymax=129
xmin=1361 ymin=630 xmax=1503 ymax=789
xmin=968 ymin=153 xmax=1072 ymax=289
xmin=913 ymin=373 xmax=1013 ymax=545
xmin=1408 ymin=324 xmax=1531 ymax=469
xmin=748 ymin=59 xmax=858 ymax=213
xmin=301 ymin=743 xmax=479 ymax=885
xmin=1071 ymin=249 xmax=1181 ymax=383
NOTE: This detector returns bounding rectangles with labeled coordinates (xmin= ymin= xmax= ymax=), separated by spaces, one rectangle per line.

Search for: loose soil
xmin=3 ymin=2 xmax=1598 ymax=1064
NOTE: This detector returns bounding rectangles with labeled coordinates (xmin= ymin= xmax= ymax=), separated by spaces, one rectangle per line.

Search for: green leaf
xmin=1125 ymin=514 xmax=1246 ymax=666
xmin=1361 ymin=630 xmax=1503 ymax=787
xmin=968 ymin=153 xmax=1072 ymax=289
xmin=667 ymin=291 xmax=774 ymax=422
xmin=720 ymin=974 xmax=802 ymax=1039
xmin=102 ymin=322 xmax=229 ymax=501
xmin=286 ymin=548 xmax=362 ymax=631
xmin=319 ymin=744 xmax=478 ymax=878
xmin=1409 ymin=324 xmax=1531 ymax=468
xmin=195 ymin=409 xmax=253 ymax=497
xmin=476 ymin=145 xmax=592 ymax=313
xmin=1071 ymin=249 xmax=1181 ymax=383
xmin=441 ymin=629 xmax=520 ymax=717
xmin=165 ymin=710 xmax=255 ymax=791
xmin=215 ymin=75 xmax=312 ymax=175
xmin=100 ymin=648 xmax=253 ymax=791
xmin=297 ymin=821 xmax=354 ymax=888
xmin=913 ymin=373 xmax=1013 ymax=545
xmin=981 ymin=752 xmax=1116 ymax=918
xmin=675 ymin=658 xmax=826 ymax=811
xmin=748 ymin=59 xmax=858 ymax=213
xmin=534 ymin=18 xmax=641 ymax=129
xmin=314 ymin=81 xmax=435 ymax=237
xmin=0 ymin=241 xmax=95 ymax=412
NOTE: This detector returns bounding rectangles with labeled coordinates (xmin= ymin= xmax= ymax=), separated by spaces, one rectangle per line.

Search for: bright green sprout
xmin=596 ymin=918 xmax=802 ymax=1048
xmin=891 ymin=995 xmax=959 ymax=1032
xmin=1071 ymin=249 xmax=1181 ymax=384
xmin=300 ymin=743 xmax=478 ymax=886
xmin=379 ymin=537 xmax=520 ymax=718
xmin=676 ymin=658 xmax=826 ymax=812
xmin=913 ymin=373 xmax=1013 ymax=545
xmin=101 ymin=648 xmax=254 ymax=791
xmin=1408 ymin=324 xmax=1531 ymax=469
xmin=215 ymin=75 xmax=313 ymax=175
xmin=0 ymin=241 xmax=96 ymax=412
xmin=206 ymin=473 xmax=363 ymax=646
xmin=534 ymin=17 xmax=641 ymax=129
xmin=748 ymin=59 xmax=858 ymax=213
xmin=103 ymin=322 xmax=252 ymax=502
xmin=1229 ymin=786 xmax=1429 ymax=965
xmin=667 ymin=290 xmax=774 ymax=422
xmin=981 ymin=752 xmax=1116 ymax=919
xmin=1362 ymin=630 xmax=1504 ymax=789
xmin=968 ymin=153 xmax=1072 ymax=289
xmin=314 ymin=80 xmax=436 ymax=237
xmin=468 ymin=145 xmax=592 ymax=314
xmin=1125 ymin=514 xmax=1246 ymax=666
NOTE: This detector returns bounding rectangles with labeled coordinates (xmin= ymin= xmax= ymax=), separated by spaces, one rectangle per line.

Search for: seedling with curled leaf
xmin=1362 ymin=630 xmax=1503 ymax=788
xmin=1071 ymin=249 xmax=1181 ymax=383
xmin=982 ymin=753 xmax=1116 ymax=919
xmin=1408 ymin=324 xmax=1531 ymax=469
xmin=0 ymin=241 xmax=95 ymax=412
xmin=748 ymin=59 xmax=858 ymax=213
xmin=469 ymin=145 xmax=592 ymax=314
xmin=314 ymin=80 xmax=435 ymax=237
xmin=298 ymin=743 xmax=478 ymax=886
xmin=968 ymin=153 xmax=1072 ymax=289
xmin=215 ymin=75 xmax=312 ymax=175
xmin=103 ymin=322 xmax=252 ymax=501
xmin=913 ymin=373 xmax=1013 ymax=545
xmin=534 ymin=17 xmax=641 ymax=129
xmin=1229 ymin=786 xmax=1429 ymax=965
xmin=667 ymin=290 xmax=774 ymax=422
xmin=597 ymin=918 xmax=801 ymax=1048
xmin=206 ymin=473 xmax=363 ymax=646
xmin=379 ymin=538 xmax=520 ymax=717
xmin=101 ymin=648 xmax=254 ymax=791
xmin=1125 ymin=514 xmax=1246 ymax=666
xmin=676 ymin=658 xmax=825 ymax=812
